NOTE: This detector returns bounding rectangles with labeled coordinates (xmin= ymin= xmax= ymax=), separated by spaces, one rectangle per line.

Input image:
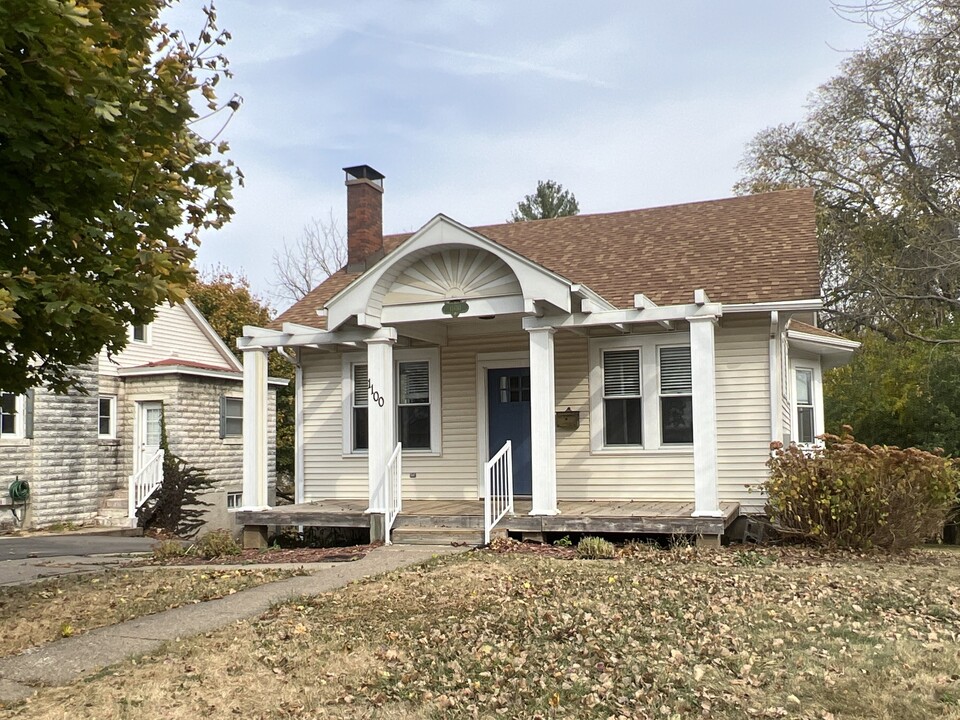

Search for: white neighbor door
xmin=135 ymin=401 xmax=163 ymax=473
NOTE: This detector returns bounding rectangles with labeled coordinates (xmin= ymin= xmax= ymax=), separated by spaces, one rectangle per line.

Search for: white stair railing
xmin=484 ymin=440 xmax=514 ymax=545
xmin=382 ymin=442 xmax=402 ymax=544
xmin=128 ymin=449 xmax=164 ymax=521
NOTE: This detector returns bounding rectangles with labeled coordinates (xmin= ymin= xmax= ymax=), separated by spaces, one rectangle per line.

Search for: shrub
xmin=576 ymin=536 xmax=616 ymax=559
xmin=553 ymin=535 xmax=573 ymax=547
xmin=762 ymin=428 xmax=960 ymax=550
xmin=152 ymin=539 xmax=187 ymax=560
xmin=191 ymin=529 xmax=242 ymax=558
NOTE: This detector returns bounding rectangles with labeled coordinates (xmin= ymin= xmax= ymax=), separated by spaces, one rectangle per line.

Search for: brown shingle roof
xmin=272 ymin=189 xmax=818 ymax=329
xmin=786 ymin=320 xmax=849 ymax=342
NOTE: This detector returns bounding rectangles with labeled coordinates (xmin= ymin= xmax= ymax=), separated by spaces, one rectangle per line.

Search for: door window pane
xmin=145 ymin=407 xmax=162 ymax=446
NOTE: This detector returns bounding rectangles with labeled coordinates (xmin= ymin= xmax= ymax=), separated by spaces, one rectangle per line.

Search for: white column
xmin=242 ymin=348 xmax=269 ymax=509
xmin=689 ymin=315 xmax=722 ymax=517
xmin=527 ymin=327 xmax=559 ymax=515
xmin=365 ymin=336 xmax=396 ymax=512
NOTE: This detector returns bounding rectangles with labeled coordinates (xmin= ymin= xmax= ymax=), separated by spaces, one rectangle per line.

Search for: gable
xmin=382 ymin=248 xmax=522 ymax=306
xmin=98 ymin=301 xmax=240 ymax=375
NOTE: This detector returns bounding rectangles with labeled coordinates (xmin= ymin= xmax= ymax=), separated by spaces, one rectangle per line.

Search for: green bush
xmin=576 ymin=536 xmax=616 ymax=559
xmin=191 ymin=529 xmax=242 ymax=558
xmin=763 ymin=428 xmax=960 ymax=550
xmin=151 ymin=539 xmax=187 ymax=560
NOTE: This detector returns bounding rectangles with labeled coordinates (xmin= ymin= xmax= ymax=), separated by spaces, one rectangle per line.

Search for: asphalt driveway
xmin=0 ymin=534 xmax=156 ymax=586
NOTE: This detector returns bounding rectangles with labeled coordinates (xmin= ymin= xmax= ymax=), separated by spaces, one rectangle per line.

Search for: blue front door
xmin=487 ymin=367 xmax=532 ymax=496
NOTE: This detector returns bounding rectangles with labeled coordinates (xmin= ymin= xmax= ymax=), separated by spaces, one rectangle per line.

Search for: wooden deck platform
xmin=236 ymin=499 xmax=740 ymax=537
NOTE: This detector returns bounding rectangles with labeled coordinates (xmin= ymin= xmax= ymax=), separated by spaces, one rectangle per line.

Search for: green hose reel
xmin=9 ymin=478 xmax=29 ymax=503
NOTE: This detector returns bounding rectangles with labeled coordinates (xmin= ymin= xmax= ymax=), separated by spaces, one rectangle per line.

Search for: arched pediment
xmin=382 ymin=248 xmax=522 ymax=306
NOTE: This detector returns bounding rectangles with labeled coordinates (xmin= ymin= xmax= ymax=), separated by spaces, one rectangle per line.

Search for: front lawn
xmin=8 ymin=547 xmax=960 ymax=719
xmin=0 ymin=567 xmax=301 ymax=657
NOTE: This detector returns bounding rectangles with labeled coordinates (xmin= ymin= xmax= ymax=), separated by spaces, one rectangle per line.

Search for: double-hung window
xmin=220 ymin=396 xmax=243 ymax=438
xmin=98 ymin=396 xmax=117 ymax=439
xmin=795 ymin=368 xmax=816 ymax=444
xmin=351 ymin=363 xmax=369 ymax=451
xmin=343 ymin=349 xmax=440 ymax=454
xmin=659 ymin=346 xmax=693 ymax=444
xmin=0 ymin=393 xmax=22 ymax=438
xmin=397 ymin=361 xmax=431 ymax=449
xmin=602 ymin=349 xmax=642 ymax=446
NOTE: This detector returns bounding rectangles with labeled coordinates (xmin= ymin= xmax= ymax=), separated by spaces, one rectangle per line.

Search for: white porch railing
xmin=128 ymin=449 xmax=164 ymax=521
xmin=484 ymin=440 xmax=514 ymax=545
xmin=382 ymin=442 xmax=403 ymax=544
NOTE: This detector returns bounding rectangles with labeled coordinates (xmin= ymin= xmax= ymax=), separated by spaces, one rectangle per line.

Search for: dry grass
xmin=0 ymin=567 xmax=299 ymax=657
xmin=7 ymin=548 xmax=960 ymax=719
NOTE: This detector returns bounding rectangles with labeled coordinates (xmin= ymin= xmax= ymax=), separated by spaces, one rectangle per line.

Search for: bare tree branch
xmin=270 ymin=209 xmax=347 ymax=304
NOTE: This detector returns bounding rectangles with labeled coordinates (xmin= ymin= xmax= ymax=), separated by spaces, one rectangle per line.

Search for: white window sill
xmin=591 ymin=446 xmax=694 ymax=456
xmin=98 ymin=437 xmax=120 ymax=444
xmin=0 ymin=437 xmax=30 ymax=447
xmin=222 ymin=437 xmax=243 ymax=446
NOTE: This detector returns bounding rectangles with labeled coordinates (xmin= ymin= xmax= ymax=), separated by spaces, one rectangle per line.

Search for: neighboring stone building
xmin=0 ymin=300 xmax=283 ymax=532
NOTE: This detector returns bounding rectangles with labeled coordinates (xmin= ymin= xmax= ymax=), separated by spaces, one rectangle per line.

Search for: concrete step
xmin=93 ymin=514 xmax=138 ymax=530
xmin=100 ymin=497 xmax=129 ymax=510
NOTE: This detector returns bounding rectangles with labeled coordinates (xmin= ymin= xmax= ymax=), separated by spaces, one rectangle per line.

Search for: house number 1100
xmin=368 ymin=380 xmax=385 ymax=407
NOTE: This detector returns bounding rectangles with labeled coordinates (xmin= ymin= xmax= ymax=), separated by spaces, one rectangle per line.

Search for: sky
xmin=163 ymin=1 xmax=873 ymax=309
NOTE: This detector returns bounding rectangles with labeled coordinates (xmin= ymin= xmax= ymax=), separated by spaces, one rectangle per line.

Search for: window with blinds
xmin=659 ymin=346 xmax=693 ymax=444
xmin=795 ymin=368 xmax=815 ymax=444
xmin=602 ymin=349 xmax=642 ymax=445
xmin=353 ymin=364 xmax=368 ymax=451
xmin=398 ymin=361 xmax=430 ymax=448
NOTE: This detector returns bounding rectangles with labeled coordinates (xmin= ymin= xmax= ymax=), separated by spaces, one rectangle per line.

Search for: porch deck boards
xmin=237 ymin=499 xmax=740 ymax=537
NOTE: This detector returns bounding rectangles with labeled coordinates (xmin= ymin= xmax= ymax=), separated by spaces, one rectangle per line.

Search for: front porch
xmin=237 ymin=498 xmax=741 ymax=546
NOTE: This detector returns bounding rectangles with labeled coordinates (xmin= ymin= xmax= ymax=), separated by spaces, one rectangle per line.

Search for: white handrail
xmin=383 ymin=442 xmax=402 ymax=545
xmin=483 ymin=440 xmax=514 ymax=545
xmin=128 ymin=449 xmax=164 ymax=520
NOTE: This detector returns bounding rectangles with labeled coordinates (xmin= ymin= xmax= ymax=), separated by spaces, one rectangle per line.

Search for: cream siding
xmin=716 ymin=320 xmax=772 ymax=511
xmin=98 ymin=303 xmax=231 ymax=374
xmin=300 ymin=317 xmax=774 ymax=506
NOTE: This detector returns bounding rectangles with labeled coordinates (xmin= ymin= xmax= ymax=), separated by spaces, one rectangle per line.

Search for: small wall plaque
xmin=555 ymin=409 xmax=580 ymax=431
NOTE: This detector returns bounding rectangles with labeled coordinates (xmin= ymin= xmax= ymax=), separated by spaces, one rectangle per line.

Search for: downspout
xmin=276 ymin=347 xmax=304 ymax=506
xmin=768 ymin=311 xmax=780 ymax=445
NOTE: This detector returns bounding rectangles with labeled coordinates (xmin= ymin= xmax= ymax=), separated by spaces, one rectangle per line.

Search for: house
xmin=0 ymin=300 xmax=283 ymax=532
xmin=236 ymin=165 xmax=859 ymax=547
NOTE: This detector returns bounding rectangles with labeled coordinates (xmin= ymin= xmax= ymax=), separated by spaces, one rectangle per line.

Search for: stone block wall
xmin=21 ymin=363 xmax=105 ymax=527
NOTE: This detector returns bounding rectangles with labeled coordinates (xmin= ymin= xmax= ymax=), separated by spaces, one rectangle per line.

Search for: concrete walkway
xmin=0 ymin=544 xmax=463 ymax=705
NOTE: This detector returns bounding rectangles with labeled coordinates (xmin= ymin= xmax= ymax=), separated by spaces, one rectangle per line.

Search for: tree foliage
xmin=825 ymin=331 xmax=960 ymax=455
xmin=271 ymin=211 xmax=347 ymax=304
xmin=509 ymin=180 xmax=580 ymax=222
xmin=0 ymin=0 xmax=242 ymax=394
xmin=736 ymin=1 xmax=960 ymax=342
xmin=189 ymin=269 xmax=295 ymax=490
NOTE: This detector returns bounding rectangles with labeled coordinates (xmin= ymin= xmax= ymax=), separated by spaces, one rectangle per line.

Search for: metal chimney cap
xmin=343 ymin=165 xmax=385 ymax=183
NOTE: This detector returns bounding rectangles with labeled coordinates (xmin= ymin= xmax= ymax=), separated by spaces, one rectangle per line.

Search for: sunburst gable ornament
xmin=441 ymin=300 xmax=469 ymax=318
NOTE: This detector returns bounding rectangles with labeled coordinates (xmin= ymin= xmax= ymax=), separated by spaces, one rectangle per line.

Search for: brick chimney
xmin=344 ymin=165 xmax=385 ymax=272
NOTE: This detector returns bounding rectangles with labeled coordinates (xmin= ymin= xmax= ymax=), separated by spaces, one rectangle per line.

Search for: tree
xmin=189 ymin=269 xmax=295 ymax=496
xmin=271 ymin=211 xmax=347 ymax=304
xmin=0 ymin=1 xmax=242 ymax=394
xmin=736 ymin=0 xmax=960 ymax=343
xmin=509 ymin=180 xmax=580 ymax=222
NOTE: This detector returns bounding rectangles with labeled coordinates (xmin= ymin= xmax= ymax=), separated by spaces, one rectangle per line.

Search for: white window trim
xmin=588 ymin=333 xmax=693 ymax=455
xmin=790 ymin=360 xmax=824 ymax=447
xmin=0 ymin=393 xmax=25 ymax=440
xmin=129 ymin=323 xmax=151 ymax=344
xmin=341 ymin=347 xmax=441 ymax=457
xmin=98 ymin=395 xmax=117 ymax=439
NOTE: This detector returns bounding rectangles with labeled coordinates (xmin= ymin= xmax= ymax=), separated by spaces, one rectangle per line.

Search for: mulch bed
xmin=146 ymin=543 xmax=378 ymax=566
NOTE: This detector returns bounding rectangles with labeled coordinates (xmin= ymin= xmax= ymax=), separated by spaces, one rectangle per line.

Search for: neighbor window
xmin=659 ymin=346 xmax=693 ymax=444
xmin=795 ymin=368 xmax=815 ymax=444
xmin=0 ymin=393 xmax=21 ymax=437
xmin=220 ymin=396 xmax=243 ymax=438
xmin=226 ymin=492 xmax=243 ymax=509
xmin=352 ymin=363 xmax=369 ymax=451
xmin=98 ymin=396 xmax=116 ymax=438
xmin=130 ymin=323 xmax=149 ymax=343
xmin=602 ymin=349 xmax=642 ymax=446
